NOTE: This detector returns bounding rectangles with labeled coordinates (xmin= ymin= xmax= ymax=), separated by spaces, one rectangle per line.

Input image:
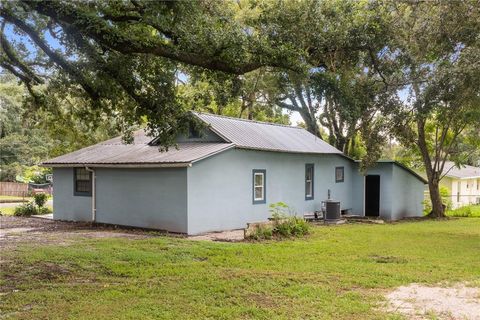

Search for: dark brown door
xmin=365 ymin=175 xmax=380 ymax=217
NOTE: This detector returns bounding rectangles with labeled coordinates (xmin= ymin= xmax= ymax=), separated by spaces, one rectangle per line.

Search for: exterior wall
xmin=53 ymin=153 xmax=426 ymax=235
xmin=187 ymin=149 xmax=355 ymax=235
xmin=447 ymin=177 xmax=480 ymax=208
xmin=53 ymin=168 xmax=94 ymax=221
xmin=352 ymin=163 xmax=425 ymax=220
xmin=354 ymin=163 xmax=394 ymax=219
xmin=53 ymin=167 xmax=188 ymax=233
xmin=391 ymin=165 xmax=424 ymax=219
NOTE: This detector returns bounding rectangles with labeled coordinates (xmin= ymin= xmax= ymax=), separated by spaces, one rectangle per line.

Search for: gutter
xmin=85 ymin=167 xmax=96 ymax=222
xmin=41 ymin=163 xmax=192 ymax=168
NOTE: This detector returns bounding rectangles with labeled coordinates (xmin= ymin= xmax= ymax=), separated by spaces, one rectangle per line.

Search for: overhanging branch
xmin=0 ymin=8 xmax=99 ymax=100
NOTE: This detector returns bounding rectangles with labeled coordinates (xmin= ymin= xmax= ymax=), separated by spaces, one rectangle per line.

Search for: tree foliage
xmin=0 ymin=75 xmax=119 ymax=181
xmin=381 ymin=1 xmax=480 ymax=217
xmin=0 ymin=0 xmax=301 ymax=146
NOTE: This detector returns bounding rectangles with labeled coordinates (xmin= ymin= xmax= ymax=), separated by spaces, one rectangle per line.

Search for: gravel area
xmin=386 ymin=283 xmax=480 ymax=320
xmin=188 ymin=229 xmax=245 ymax=242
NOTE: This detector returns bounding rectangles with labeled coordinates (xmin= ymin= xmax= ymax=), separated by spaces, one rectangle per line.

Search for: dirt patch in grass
xmin=0 ymin=260 xmax=74 ymax=294
xmin=247 ymin=293 xmax=279 ymax=308
xmin=385 ymin=283 xmax=480 ymax=319
xmin=0 ymin=216 xmax=158 ymax=251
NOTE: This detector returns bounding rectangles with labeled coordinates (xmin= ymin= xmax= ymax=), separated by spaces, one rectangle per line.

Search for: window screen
xmin=252 ymin=169 xmax=266 ymax=204
xmin=335 ymin=166 xmax=344 ymax=183
xmin=305 ymin=164 xmax=314 ymax=200
xmin=74 ymin=168 xmax=92 ymax=196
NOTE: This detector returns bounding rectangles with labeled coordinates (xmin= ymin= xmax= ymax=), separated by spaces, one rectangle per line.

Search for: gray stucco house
xmin=43 ymin=112 xmax=426 ymax=235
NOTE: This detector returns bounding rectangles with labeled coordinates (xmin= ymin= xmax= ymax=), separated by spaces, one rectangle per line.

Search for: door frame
xmin=364 ymin=175 xmax=381 ymax=217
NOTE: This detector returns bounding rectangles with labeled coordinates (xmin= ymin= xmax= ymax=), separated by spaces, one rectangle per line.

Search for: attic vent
xmin=189 ymin=125 xmax=200 ymax=138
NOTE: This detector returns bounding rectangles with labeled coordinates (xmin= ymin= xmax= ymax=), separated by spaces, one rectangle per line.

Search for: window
xmin=252 ymin=169 xmax=266 ymax=204
xmin=477 ymin=179 xmax=479 ymax=191
xmin=74 ymin=168 xmax=92 ymax=196
xmin=335 ymin=166 xmax=344 ymax=183
xmin=305 ymin=164 xmax=314 ymax=200
xmin=188 ymin=124 xmax=201 ymax=138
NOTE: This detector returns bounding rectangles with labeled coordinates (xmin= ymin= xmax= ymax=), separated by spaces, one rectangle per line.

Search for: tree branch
xmin=22 ymin=1 xmax=273 ymax=75
xmin=0 ymin=8 xmax=99 ymax=100
xmin=0 ymin=23 xmax=44 ymax=84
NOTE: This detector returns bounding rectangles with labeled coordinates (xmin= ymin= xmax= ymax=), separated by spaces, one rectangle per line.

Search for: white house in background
xmin=440 ymin=162 xmax=480 ymax=208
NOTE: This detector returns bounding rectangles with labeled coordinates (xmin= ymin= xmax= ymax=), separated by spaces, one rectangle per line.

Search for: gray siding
xmin=95 ymin=168 xmax=188 ymax=233
xmin=187 ymin=149 xmax=355 ymax=235
xmin=53 ymin=168 xmax=188 ymax=233
xmin=351 ymin=162 xmax=425 ymax=220
xmin=53 ymin=153 xmax=424 ymax=235
xmin=351 ymin=165 xmax=364 ymax=215
xmin=391 ymin=165 xmax=424 ymax=219
xmin=53 ymin=168 xmax=92 ymax=221
xmin=364 ymin=163 xmax=394 ymax=219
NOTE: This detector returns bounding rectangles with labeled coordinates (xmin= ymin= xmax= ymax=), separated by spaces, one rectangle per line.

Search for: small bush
xmin=273 ymin=215 xmax=310 ymax=238
xmin=34 ymin=193 xmax=48 ymax=208
xmin=38 ymin=207 xmax=52 ymax=215
xmin=247 ymin=202 xmax=311 ymax=240
xmin=14 ymin=202 xmax=38 ymax=216
xmin=250 ymin=225 xmax=273 ymax=240
xmin=447 ymin=205 xmax=480 ymax=218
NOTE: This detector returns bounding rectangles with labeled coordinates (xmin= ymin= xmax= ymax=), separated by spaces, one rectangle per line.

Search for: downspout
xmin=85 ymin=167 xmax=96 ymax=222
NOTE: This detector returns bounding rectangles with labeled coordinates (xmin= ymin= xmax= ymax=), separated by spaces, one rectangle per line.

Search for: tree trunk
xmin=427 ymin=178 xmax=445 ymax=218
xmin=299 ymin=110 xmax=322 ymax=139
xmin=417 ymin=118 xmax=446 ymax=217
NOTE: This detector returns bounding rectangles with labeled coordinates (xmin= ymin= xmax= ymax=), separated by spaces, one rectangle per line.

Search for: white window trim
xmin=254 ymin=172 xmax=265 ymax=201
xmin=306 ymin=179 xmax=313 ymax=197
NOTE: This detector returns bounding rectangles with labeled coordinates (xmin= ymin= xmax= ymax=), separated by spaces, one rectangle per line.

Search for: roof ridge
xmin=192 ymin=111 xmax=303 ymax=129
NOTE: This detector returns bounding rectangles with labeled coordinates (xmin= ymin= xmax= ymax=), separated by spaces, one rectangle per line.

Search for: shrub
xmin=269 ymin=201 xmax=290 ymax=219
xmin=246 ymin=202 xmax=311 ymax=240
xmin=250 ymin=225 xmax=273 ymax=240
xmin=34 ymin=193 xmax=48 ymax=208
xmin=38 ymin=206 xmax=52 ymax=215
xmin=447 ymin=205 xmax=480 ymax=218
xmin=273 ymin=215 xmax=310 ymax=238
xmin=14 ymin=202 xmax=38 ymax=216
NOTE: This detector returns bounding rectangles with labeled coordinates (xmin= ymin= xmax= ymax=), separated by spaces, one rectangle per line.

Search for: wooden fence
xmin=0 ymin=182 xmax=29 ymax=197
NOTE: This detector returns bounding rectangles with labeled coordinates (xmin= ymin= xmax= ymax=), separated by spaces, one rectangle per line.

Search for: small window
xmin=74 ymin=168 xmax=92 ymax=196
xmin=305 ymin=164 xmax=314 ymax=200
xmin=188 ymin=124 xmax=201 ymax=139
xmin=252 ymin=169 xmax=266 ymax=204
xmin=335 ymin=166 xmax=344 ymax=183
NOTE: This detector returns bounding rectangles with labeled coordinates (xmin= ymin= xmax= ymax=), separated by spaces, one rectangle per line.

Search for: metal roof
xmin=194 ymin=112 xmax=342 ymax=155
xmin=43 ymin=130 xmax=234 ymax=167
xmin=442 ymin=161 xmax=480 ymax=179
xmin=43 ymin=112 xmax=344 ymax=167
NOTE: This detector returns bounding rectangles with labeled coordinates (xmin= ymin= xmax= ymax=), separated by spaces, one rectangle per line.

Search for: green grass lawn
xmin=0 ymin=206 xmax=16 ymax=216
xmin=0 ymin=195 xmax=30 ymax=202
xmin=0 ymin=206 xmax=53 ymax=216
xmin=1 ymin=219 xmax=479 ymax=319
